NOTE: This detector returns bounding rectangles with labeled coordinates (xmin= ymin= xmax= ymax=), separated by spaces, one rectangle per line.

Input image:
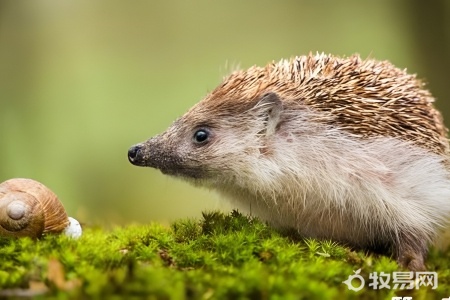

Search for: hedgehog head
xmin=128 ymin=53 xmax=449 ymax=185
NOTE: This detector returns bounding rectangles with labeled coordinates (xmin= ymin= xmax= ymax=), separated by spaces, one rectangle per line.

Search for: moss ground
xmin=0 ymin=211 xmax=448 ymax=299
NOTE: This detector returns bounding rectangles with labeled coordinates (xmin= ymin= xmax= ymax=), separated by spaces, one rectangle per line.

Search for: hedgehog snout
xmin=128 ymin=136 xmax=177 ymax=171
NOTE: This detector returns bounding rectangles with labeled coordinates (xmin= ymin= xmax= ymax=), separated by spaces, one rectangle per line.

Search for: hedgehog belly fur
xmin=217 ymin=126 xmax=450 ymax=250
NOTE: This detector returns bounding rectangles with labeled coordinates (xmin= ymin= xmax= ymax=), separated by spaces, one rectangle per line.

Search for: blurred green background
xmin=1 ymin=1 xmax=449 ymax=226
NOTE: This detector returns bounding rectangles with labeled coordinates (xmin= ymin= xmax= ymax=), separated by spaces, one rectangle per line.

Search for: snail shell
xmin=0 ymin=178 xmax=69 ymax=238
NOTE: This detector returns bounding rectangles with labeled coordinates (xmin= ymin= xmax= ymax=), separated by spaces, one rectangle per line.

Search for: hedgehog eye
xmin=193 ymin=129 xmax=210 ymax=144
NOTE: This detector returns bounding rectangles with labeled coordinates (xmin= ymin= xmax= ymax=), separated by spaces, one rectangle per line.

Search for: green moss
xmin=0 ymin=211 xmax=448 ymax=299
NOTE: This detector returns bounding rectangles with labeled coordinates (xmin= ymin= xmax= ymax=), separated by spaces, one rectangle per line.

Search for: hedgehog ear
xmin=256 ymin=92 xmax=283 ymax=136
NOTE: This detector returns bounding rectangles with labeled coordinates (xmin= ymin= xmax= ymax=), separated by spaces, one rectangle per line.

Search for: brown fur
xmin=199 ymin=54 xmax=448 ymax=155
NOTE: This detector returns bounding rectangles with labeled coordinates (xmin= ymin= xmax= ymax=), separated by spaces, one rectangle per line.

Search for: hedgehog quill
xmin=128 ymin=53 xmax=450 ymax=271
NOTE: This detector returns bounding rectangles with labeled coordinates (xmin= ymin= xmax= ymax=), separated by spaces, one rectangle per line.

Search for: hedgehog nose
xmin=128 ymin=145 xmax=142 ymax=164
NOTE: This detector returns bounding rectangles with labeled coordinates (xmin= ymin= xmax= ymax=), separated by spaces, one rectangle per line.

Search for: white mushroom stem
xmin=64 ymin=217 xmax=82 ymax=238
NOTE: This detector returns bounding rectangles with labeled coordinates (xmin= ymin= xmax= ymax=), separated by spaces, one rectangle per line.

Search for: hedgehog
xmin=128 ymin=53 xmax=450 ymax=271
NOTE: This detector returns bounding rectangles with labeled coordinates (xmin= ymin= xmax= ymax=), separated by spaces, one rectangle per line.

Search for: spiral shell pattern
xmin=0 ymin=178 xmax=69 ymax=238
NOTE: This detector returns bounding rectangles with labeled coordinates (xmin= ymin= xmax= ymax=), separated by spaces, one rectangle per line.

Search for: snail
xmin=0 ymin=178 xmax=82 ymax=239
